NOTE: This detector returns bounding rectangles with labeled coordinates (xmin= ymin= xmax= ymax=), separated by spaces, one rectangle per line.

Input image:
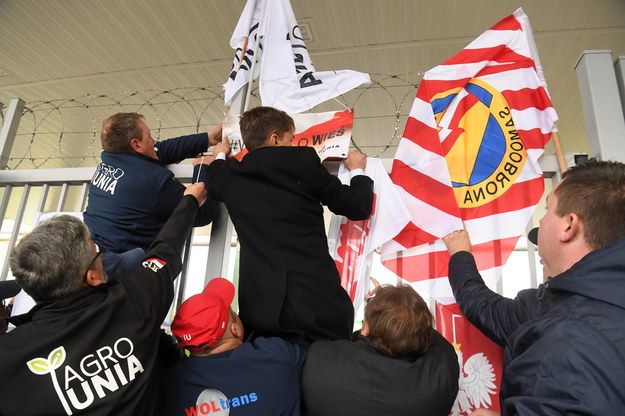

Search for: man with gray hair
xmin=0 ymin=182 xmax=206 ymax=415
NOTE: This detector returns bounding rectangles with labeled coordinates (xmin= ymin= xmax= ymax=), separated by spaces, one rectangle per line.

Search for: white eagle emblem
xmin=450 ymin=347 xmax=497 ymax=416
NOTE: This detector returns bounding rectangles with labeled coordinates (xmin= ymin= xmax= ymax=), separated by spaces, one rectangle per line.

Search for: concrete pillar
xmin=614 ymin=55 xmax=625 ymax=122
xmin=575 ymin=50 xmax=625 ymax=162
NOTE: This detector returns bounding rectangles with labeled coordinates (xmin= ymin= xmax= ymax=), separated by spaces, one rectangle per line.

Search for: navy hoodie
xmin=84 ymin=133 xmax=213 ymax=253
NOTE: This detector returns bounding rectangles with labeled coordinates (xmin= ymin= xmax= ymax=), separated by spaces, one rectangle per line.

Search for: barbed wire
xmin=2 ymin=72 xmax=423 ymax=169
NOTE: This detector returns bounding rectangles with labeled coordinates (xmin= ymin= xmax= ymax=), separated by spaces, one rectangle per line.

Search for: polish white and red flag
xmin=381 ymin=7 xmax=558 ymax=303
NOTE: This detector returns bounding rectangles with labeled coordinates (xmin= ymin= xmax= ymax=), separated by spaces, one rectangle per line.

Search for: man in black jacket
xmin=0 ymin=182 xmax=206 ymax=415
xmin=302 ymin=284 xmax=459 ymax=416
xmin=209 ymin=106 xmax=373 ymax=343
xmin=443 ymin=160 xmax=625 ymax=415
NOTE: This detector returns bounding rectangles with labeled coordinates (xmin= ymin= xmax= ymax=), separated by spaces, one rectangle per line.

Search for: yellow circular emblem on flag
xmin=432 ymin=78 xmax=527 ymax=208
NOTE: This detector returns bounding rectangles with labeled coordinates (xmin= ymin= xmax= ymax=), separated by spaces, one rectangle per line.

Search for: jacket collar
xmin=548 ymin=235 xmax=625 ymax=309
xmin=7 ymin=281 xmax=115 ymax=326
xmin=356 ymin=334 xmax=423 ymax=361
xmin=102 ymin=151 xmax=161 ymax=165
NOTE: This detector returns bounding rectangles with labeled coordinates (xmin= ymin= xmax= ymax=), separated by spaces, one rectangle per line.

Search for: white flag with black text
xmin=224 ymin=0 xmax=371 ymax=113
xmin=223 ymin=0 xmax=264 ymax=107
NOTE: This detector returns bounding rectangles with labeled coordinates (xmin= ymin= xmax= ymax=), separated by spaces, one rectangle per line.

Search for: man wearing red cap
xmin=162 ymin=277 xmax=306 ymax=416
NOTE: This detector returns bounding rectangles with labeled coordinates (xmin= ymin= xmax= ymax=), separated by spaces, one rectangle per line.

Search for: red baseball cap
xmin=171 ymin=278 xmax=235 ymax=351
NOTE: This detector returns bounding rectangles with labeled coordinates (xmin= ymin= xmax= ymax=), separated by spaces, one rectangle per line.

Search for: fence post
xmin=0 ymin=98 xmax=25 ymax=170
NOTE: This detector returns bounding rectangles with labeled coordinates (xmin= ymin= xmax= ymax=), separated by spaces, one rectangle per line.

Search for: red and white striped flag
xmin=381 ymin=8 xmax=558 ymax=304
xmin=328 ymin=158 xmax=411 ymax=312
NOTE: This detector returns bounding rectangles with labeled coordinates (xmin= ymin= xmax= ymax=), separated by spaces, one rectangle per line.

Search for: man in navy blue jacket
xmin=83 ymin=112 xmax=220 ymax=276
xmin=443 ymin=160 xmax=625 ymax=415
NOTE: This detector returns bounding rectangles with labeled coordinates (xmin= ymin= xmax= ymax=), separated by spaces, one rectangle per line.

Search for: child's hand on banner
xmin=344 ymin=151 xmax=367 ymax=171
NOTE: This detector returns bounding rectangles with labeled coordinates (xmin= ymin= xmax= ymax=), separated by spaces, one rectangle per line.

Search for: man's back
xmin=0 ymin=280 xmax=164 ymax=415
xmin=302 ymin=331 xmax=459 ymax=416
xmin=84 ymin=151 xmax=175 ymax=252
xmin=208 ymin=146 xmax=373 ymax=342
xmin=162 ymin=337 xmax=306 ymax=416
xmin=84 ymin=133 xmax=211 ymax=254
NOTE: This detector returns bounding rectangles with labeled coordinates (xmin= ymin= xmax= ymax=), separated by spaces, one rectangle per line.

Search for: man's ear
xmin=561 ymin=213 xmax=581 ymax=243
xmin=230 ymin=321 xmax=244 ymax=340
xmin=361 ymin=321 xmax=370 ymax=337
xmin=269 ymin=133 xmax=279 ymax=147
xmin=130 ymin=137 xmax=142 ymax=153
xmin=85 ymin=269 xmax=106 ymax=287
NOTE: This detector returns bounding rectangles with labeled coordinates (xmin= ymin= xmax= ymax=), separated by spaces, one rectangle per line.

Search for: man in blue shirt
xmin=163 ymin=277 xmax=306 ymax=416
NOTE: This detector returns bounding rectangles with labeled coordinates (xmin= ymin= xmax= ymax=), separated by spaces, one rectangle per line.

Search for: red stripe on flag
xmin=418 ymin=78 xmax=472 ymax=101
xmin=502 ymin=87 xmax=553 ymax=111
xmin=490 ymin=14 xmax=523 ymax=31
xmin=391 ymin=160 xmax=460 ymax=218
xmin=473 ymin=236 xmax=519 ymax=270
xmin=401 ymin=117 xmax=444 ymax=156
xmin=444 ymin=46 xmax=531 ymax=66
xmin=383 ymin=236 xmax=519 ymax=281
xmin=476 ymin=60 xmax=536 ymax=77
xmin=458 ymin=176 xmax=544 ymax=220
xmin=383 ymin=248 xmax=450 ymax=282
xmin=518 ymin=128 xmax=552 ymax=150
xmin=392 ymin=221 xmax=440 ymax=249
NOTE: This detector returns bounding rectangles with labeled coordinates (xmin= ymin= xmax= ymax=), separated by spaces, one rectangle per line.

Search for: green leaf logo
xmin=27 ymin=357 xmax=51 ymax=375
xmin=49 ymin=346 xmax=66 ymax=370
xmin=26 ymin=346 xmax=73 ymax=414
xmin=27 ymin=346 xmax=66 ymax=375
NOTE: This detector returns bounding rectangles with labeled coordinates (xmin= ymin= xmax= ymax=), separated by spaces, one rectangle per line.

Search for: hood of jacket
xmin=547 ymin=235 xmax=625 ymax=310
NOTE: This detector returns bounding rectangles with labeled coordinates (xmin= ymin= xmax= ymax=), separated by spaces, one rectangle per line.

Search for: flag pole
xmin=237 ymin=37 xmax=250 ymax=71
xmin=243 ymin=0 xmax=264 ymax=112
xmin=551 ymin=131 xmax=568 ymax=173
xmin=208 ymin=0 xmax=262 ymax=287
xmin=244 ymin=33 xmax=262 ymax=112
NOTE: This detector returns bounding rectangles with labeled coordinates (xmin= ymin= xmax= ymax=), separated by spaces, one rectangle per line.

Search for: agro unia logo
xmin=26 ymin=338 xmax=144 ymax=415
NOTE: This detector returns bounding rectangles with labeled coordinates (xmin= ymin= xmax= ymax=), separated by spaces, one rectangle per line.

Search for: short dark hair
xmin=555 ymin=160 xmax=625 ymax=250
xmin=101 ymin=112 xmax=144 ymax=153
xmin=10 ymin=215 xmax=93 ymax=302
xmin=364 ymin=284 xmax=433 ymax=357
xmin=239 ymin=106 xmax=295 ymax=151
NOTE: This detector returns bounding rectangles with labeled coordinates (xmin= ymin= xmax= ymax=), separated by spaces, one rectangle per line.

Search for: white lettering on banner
xmin=91 ymin=163 xmax=124 ymax=195
xmin=26 ymin=338 xmax=144 ymax=415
